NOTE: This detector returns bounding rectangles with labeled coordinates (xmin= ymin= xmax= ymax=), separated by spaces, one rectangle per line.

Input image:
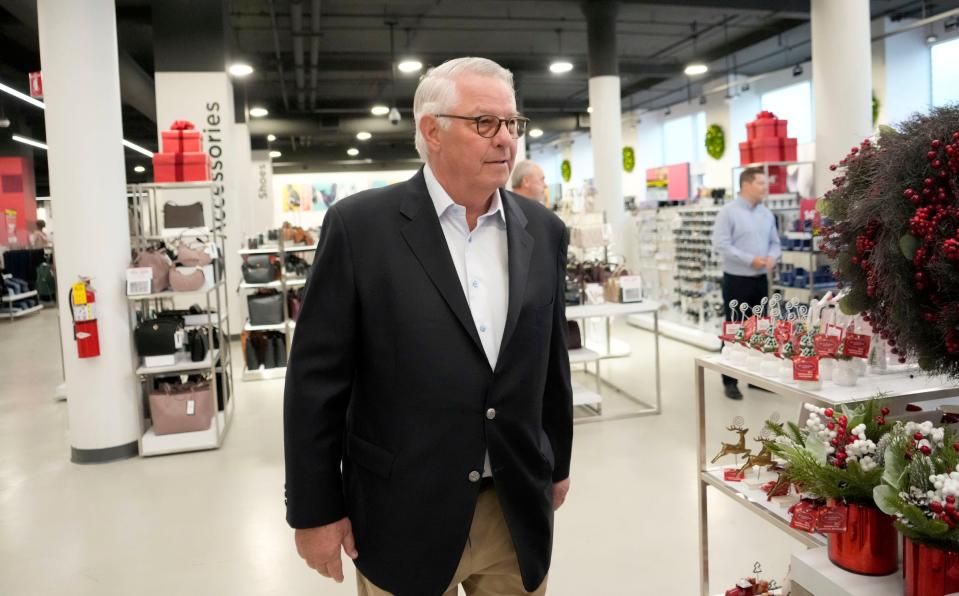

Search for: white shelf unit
xmin=666 ymin=204 xmax=724 ymax=334
xmin=788 ymin=547 xmax=901 ymax=595
xmin=695 ymin=354 xmax=959 ymax=596
xmin=1 ymin=275 xmax=42 ymax=321
xmin=127 ymin=181 xmax=235 ymax=457
xmin=238 ymin=233 xmax=314 ymax=381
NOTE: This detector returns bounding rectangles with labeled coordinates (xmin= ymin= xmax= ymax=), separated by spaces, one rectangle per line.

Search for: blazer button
xmin=486 ymin=408 xmax=496 ymax=420
xmin=469 ymin=470 xmax=481 ymax=483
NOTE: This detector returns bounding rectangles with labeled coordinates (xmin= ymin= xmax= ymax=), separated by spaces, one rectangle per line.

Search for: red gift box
xmin=160 ymin=120 xmax=202 ymax=154
xmin=750 ymin=138 xmax=789 ymax=163
xmin=153 ymin=152 xmax=210 ymax=183
xmin=739 ymin=142 xmax=753 ymax=165
xmin=747 ymin=110 xmax=788 ymax=140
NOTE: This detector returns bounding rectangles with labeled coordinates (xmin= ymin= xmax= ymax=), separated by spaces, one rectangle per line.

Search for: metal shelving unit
xmin=238 ymin=233 xmax=315 ymax=381
xmin=127 ymin=182 xmax=235 ymax=456
xmin=1 ymin=274 xmax=42 ymax=321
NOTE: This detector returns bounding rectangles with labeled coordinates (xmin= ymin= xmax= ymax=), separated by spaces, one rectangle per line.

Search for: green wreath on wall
xmin=622 ymin=147 xmax=636 ymax=173
xmin=561 ymin=159 xmax=572 ymax=183
xmin=705 ymin=124 xmax=725 ymax=160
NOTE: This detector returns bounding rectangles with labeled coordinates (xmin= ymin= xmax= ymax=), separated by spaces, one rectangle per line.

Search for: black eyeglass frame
xmin=434 ymin=114 xmax=530 ymax=138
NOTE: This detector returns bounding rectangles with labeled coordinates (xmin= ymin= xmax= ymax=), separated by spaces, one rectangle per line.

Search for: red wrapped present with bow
xmin=153 ymin=152 xmax=210 ymax=183
xmin=747 ymin=110 xmax=788 ymax=140
xmin=161 ymin=120 xmax=203 ymax=153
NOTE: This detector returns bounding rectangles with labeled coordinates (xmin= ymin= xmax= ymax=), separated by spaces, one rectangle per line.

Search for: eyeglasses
xmin=434 ymin=114 xmax=530 ymax=138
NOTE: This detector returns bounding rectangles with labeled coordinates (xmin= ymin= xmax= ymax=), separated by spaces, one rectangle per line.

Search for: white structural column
xmin=811 ymin=0 xmax=873 ymax=197
xmin=37 ymin=0 xmax=141 ymax=462
xmin=582 ymin=0 xmax=628 ymax=263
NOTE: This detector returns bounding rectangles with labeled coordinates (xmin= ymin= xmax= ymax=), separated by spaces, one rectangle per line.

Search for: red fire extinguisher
xmin=70 ymin=279 xmax=100 ymax=358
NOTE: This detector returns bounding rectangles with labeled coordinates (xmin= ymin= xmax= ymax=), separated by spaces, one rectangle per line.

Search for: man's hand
xmin=765 ymin=256 xmax=777 ymax=270
xmin=751 ymin=256 xmax=767 ymax=270
xmin=552 ymin=478 xmax=571 ymax=511
xmin=294 ymin=517 xmax=358 ymax=582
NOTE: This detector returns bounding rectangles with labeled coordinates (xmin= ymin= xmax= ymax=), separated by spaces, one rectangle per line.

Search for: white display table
xmin=695 ymin=353 xmax=959 ymax=596
xmin=565 ymin=300 xmax=662 ymax=421
xmin=789 ymin=547 xmax=901 ymax=596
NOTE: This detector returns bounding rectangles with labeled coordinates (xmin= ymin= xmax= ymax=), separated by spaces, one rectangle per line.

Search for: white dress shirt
xmin=423 ymin=164 xmax=509 ymax=477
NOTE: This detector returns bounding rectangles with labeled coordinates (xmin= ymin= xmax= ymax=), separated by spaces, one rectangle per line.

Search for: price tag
xmin=724 ymin=468 xmax=746 ymax=482
xmin=816 ymin=503 xmax=849 ymax=533
xmin=789 ymin=501 xmax=821 ymax=533
xmin=843 ymin=333 xmax=872 ymax=358
xmin=71 ymin=282 xmax=87 ymax=306
xmin=186 ymin=400 xmax=196 ymax=416
xmin=813 ymin=334 xmax=840 ymax=358
xmin=757 ymin=317 xmax=772 ymax=332
xmin=793 ymin=356 xmax=820 ymax=382
xmin=721 ymin=322 xmax=742 ymax=342
xmin=774 ymin=320 xmax=793 ymax=343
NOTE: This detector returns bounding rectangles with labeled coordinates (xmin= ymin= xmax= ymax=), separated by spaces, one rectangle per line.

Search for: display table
xmin=789 ymin=547 xmax=901 ymax=596
xmin=695 ymin=353 xmax=959 ymax=595
xmin=565 ymin=300 xmax=661 ymax=421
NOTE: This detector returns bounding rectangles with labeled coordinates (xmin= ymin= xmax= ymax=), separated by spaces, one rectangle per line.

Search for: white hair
xmin=510 ymin=160 xmax=540 ymax=189
xmin=413 ymin=57 xmax=515 ymax=161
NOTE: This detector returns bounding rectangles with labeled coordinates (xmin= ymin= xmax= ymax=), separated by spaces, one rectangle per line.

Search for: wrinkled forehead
xmin=452 ymin=74 xmax=517 ymax=115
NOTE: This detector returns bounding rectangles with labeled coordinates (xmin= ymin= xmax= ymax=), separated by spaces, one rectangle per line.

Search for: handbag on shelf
xmin=188 ymin=330 xmax=208 ymax=362
xmin=176 ymin=240 xmax=213 ymax=267
xmin=273 ymin=333 xmax=287 ymax=368
xmin=134 ymin=318 xmax=181 ymax=356
xmin=567 ymin=321 xmax=583 ymax=350
xmin=148 ymin=380 xmax=215 ymax=435
xmin=242 ymin=255 xmax=280 ymax=284
xmin=248 ymin=292 xmax=284 ymax=326
xmin=169 ymin=267 xmax=206 ymax=292
xmin=287 ymin=288 xmax=303 ymax=321
xmin=163 ymin=202 xmax=205 ymax=229
xmin=131 ymin=249 xmax=173 ymax=293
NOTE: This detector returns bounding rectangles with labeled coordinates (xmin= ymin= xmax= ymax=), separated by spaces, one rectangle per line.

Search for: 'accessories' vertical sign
xmin=205 ymin=102 xmax=226 ymax=231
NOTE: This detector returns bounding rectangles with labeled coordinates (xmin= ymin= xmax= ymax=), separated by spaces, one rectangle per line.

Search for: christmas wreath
xmin=705 ymin=123 xmax=725 ymax=160
xmin=561 ymin=159 xmax=572 ymax=183
xmin=819 ymin=105 xmax=959 ymax=376
xmin=622 ymin=146 xmax=635 ymax=173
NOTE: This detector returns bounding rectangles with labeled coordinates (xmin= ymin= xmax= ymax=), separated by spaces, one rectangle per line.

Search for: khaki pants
xmin=356 ymin=488 xmax=548 ymax=596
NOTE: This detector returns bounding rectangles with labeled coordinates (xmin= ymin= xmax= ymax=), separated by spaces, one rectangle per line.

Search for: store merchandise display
xmin=821 ymin=105 xmax=959 ymax=378
xmin=672 ymin=204 xmax=723 ymax=329
xmin=0 ymin=273 xmax=42 ymax=320
xmin=238 ymin=226 xmax=316 ymax=381
xmin=739 ymin=110 xmax=798 ymax=194
xmin=152 ymin=121 xmax=211 ymax=183
xmin=126 ymin=181 xmax=234 ymax=456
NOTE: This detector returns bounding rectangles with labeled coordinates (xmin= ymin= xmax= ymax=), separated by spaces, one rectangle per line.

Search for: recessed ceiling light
xmin=229 ymin=63 xmax=254 ymax=77
xmin=250 ymin=107 xmax=269 ymax=118
xmin=371 ymin=105 xmax=390 ymax=116
xmin=684 ymin=63 xmax=708 ymax=76
xmin=927 ymin=34 xmax=939 ymax=44
xmin=269 ymin=150 xmax=282 ymax=158
xmin=398 ymin=60 xmax=423 ymax=73
xmin=528 ymin=128 xmax=544 ymax=138
xmin=267 ymin=134 xmax=276 ymax=142
xmin=133 ymin=165 xmax=146 ymax=173
xmin=356 ymin=131 xmax=372 ymax=141
xmin=347 ymin=147 xmax=359 ymax=156
xmin=549 ymin=61 xmax=573 ymax=74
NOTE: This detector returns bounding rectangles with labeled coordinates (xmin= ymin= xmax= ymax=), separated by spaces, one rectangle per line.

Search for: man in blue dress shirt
xmin=712 ymin=167 xmax=781 ymax=399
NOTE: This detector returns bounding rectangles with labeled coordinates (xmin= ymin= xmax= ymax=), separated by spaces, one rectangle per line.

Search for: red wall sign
xmin=28 ymin=71 xmax=43 ymax=99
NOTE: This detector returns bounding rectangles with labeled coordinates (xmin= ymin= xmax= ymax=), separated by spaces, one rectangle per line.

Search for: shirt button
xmin=469 ymin=470 xmax=481 ymax=483
xmin=479 ymin=325 xmax=487 ymax=333
xmin=486 ymin=408 xmax=496 ymax=420
xmin=472 ymin=280 xmax=479 ymax=288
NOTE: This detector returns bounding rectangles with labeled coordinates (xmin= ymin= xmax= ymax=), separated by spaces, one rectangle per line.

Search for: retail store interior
xmin=4 ymin=1 xmax=959 ymax=595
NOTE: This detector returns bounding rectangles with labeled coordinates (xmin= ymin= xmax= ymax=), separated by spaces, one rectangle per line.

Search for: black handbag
xmin=262 ymin=333 xmax=277 ymax=369
xmin=242 ymin=255 xmax=280 ymax=284
xmin=188 ymin=330 xmax=208 ymax=362
xmin=163 ymin=202 xmax=204 ymax=228
xmin=134 ymin=318 xmax=181 ymax=356
xmin=248 ymin=292 xmax=284 ymax=326
xmin=567 ymin=321 xmax=582 ymax=350
xmin=274 ymin=334 xmax=287 ymax=368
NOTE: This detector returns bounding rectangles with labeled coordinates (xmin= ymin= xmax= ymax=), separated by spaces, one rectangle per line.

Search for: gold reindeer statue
xmin=738 ymin=434 xmax=776 ymax=475
xmin=711 ymin=424 xmax=751 ymax=464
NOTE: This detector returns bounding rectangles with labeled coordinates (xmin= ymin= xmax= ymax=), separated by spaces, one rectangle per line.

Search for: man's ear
xmin=420 ymin=115 xmax=442 ymax=155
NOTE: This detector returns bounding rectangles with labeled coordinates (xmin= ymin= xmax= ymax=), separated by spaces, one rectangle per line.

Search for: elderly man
xmin=284 ymin=57 xmax=573 ymax=596
xmin=510 ymin=160 xmax=547 ymax=205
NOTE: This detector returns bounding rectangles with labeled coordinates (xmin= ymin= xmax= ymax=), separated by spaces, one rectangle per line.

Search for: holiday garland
xmin=622 ymin=146 xmax=636 ymax=173
xmin=705 ymin=123 xmax=725 ymax=160
xmin=819 ymin=105 xmax=959 ymax=377
xmin=561 ymin=159 xmax=572 ymax=183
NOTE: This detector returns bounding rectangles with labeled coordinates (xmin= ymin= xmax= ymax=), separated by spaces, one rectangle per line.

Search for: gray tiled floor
xmin=0 ymin=308 xmax=807 ymax=595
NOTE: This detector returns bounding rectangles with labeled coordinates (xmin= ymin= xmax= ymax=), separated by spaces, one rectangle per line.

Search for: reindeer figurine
xmin=711 ymin=421 xmax=751 ymax=464
xmin=738 ymin=433 xmax=776 ymax=476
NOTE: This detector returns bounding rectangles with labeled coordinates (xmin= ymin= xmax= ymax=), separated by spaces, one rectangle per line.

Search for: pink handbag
xmin=131 ymin=250 xmax=173 ymax=293
xmin=170 ymin=267 xmax=205 ymax=291
xmin=148 ymin=381 xmax=214 ymax=435
xmin=176 ymin=243 xmax=213 ymax=267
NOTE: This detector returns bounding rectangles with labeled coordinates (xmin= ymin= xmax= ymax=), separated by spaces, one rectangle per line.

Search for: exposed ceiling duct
xmin=290 ymin=0 xmax=306 ymax=111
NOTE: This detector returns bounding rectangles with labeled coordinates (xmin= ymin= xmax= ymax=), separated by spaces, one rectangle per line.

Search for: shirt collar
xmin=736 ymin=195 xmax=759 ymax=211
xmin=423 ymin=163 xmax=506 ymax=225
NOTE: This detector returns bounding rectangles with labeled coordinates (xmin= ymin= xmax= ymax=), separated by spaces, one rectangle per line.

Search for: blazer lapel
xmin=497 ymin=191 xmax=534 ymax=365
xmin=399 ymin=171 xmax=485 ymax=356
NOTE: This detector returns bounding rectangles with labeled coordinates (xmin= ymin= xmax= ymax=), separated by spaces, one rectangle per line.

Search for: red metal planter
xmin=827 ymin=502 xmax=898 ymax=575
xmin=904 ymin=538 xmax=959 ymax=596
